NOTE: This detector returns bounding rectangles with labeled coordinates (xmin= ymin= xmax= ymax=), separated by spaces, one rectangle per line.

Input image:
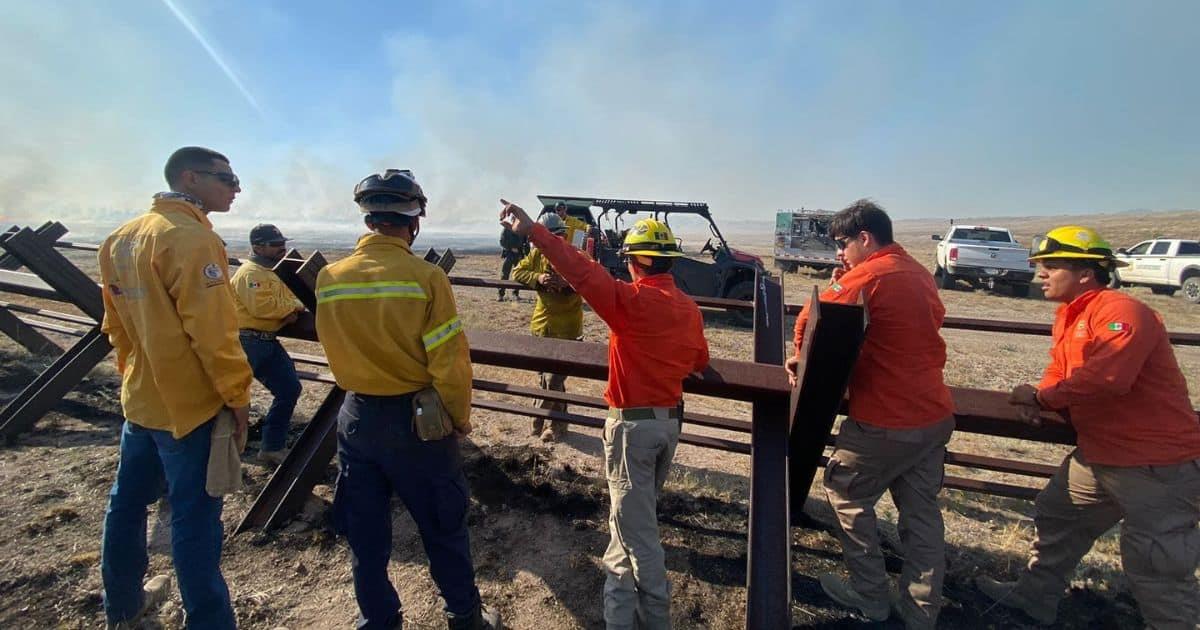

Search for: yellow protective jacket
xmin=98 ymin=195 xmax=253 ymax=438
xmin=564 ymin=215 xmax=590 ymax=246
xmin=511 ymin=247 xmax=583 ymax=339
xmin=315 ymin=233 xmax=472 ymax=430
xmin=230 ymin=259 xmax=304 ymax=331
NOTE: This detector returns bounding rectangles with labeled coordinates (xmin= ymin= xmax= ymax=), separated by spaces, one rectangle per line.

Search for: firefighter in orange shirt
xmin=500 ymin=199 xmax=708 ymax=630
xmin=979 ymin=226 xmax=1200 ymax=628
xmin=786 ymin=200 xmax=954 ymax=629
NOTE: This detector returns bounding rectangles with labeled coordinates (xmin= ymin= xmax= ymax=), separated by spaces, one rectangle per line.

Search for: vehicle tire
xmin=937 ymin=267 xmax=956 ymax=290
xmin=1007 ymin=283 xmax=1031 ymax=298
xmin=725 ymin=280 xmax=755 ymax=327
xmin=1182 ymin=276 xmax=1200 ymax=304
xmin=1108 ymin=271 xmax=1121 ymax=289
xmin=1150 ymin=286 xmax=1177 ymax=296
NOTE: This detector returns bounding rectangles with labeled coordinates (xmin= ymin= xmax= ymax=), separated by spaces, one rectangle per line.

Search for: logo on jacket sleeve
xmin=248 ymin=280 xmax=260 ymax=289
xmin=203 ymin=263 xmax=222 ymax=280
xmin=1107 ymin=322 xmax=1127 ymax=332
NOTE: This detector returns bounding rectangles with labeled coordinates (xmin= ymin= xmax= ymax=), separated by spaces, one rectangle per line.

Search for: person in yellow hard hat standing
xmin=978 ymin=225 xmax=1200 ymax=628
xmin=316 ymin=170 xmax=500 ymax=630
xmin=229 ymin=223 xmax=306 ymax=467
xmin=501 ymin=200 xmax=709 ymax=630
xmin=511 ymin=212 xmax=584 ymax=442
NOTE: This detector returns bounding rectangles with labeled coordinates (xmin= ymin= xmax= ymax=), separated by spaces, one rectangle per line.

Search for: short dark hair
xmin=164 ymin=147 xmax=229 ymax=188
xmin=364 ymin=212 xmax=415 ymax=229
xmin=829 ymin=199 xmax=894 ymax=246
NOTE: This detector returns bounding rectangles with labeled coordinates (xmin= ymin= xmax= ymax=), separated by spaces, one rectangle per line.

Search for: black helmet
xmin=353 ymin=169 xmax=427 ymax=216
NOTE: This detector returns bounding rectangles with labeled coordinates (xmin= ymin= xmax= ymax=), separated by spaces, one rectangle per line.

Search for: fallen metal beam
xmin=0 ymin=328 xmax=112 ymax=443
xmin=0 ymin=305 xmax=60 ymax=354
xmin=235 ymin=385 xmax=345 ymax=533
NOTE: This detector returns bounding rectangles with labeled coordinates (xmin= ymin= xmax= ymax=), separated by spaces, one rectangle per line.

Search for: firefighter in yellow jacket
xmin=97 ymin=146 xmax=252 ymax=629
xmin=229 ymin=223 xmax=305 ymax=466
xmin=511 ymin=213 xmax=584 ymax=442
xmin=315 ymin=169 xmax=500 ymax=630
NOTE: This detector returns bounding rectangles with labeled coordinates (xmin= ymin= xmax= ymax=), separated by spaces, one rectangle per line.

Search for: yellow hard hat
xmin=1029 ymin=225 xmax=1128 ymax=268
xmin=622 ymin=218 xmax=684 ymax=257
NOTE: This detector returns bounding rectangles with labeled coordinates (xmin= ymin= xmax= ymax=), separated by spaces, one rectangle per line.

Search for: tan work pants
xmin=823 ymin=416 xmax=955 ymax=629
xmin=534 ymin=372 xmax=568 ymax=436
xmin=602 ymin=408 xmax=680 ymax=630
xmin=1014 ymin=450 xmax=1200 ymax=629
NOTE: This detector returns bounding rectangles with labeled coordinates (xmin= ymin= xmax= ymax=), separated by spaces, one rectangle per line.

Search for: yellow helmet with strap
xmin=622 ymin=218 xmax=684 ymax=258
xmin=1029 ymin=225 xmax=1128 ymax=268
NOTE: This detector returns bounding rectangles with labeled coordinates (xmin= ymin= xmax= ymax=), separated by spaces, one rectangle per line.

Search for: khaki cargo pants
xmin=1013 ymin=450 xmax=1200 ymax=629
xmin=823 ymin=416 xmax=955 ymax=629
xmin=602 ymin=407 xmax=680 ymax=630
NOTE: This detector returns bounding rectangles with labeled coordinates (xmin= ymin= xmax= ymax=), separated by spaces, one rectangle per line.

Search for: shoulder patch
xmin=248 ymin=280 xmax=261 ymax=289
xmin=831 ymin=282 xmax=843 ymax=293
xmin=203 ymin=263 xmax=222 ymax=281
xmin=1107 ymin=322 xmax=1127 ymax=332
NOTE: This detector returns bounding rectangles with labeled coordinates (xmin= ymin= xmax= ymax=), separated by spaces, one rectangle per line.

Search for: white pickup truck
xmin=931 ymin=225 xmax=1035 ymax=297
xmin=1112 ymin=239 xmax=1200 ymax=303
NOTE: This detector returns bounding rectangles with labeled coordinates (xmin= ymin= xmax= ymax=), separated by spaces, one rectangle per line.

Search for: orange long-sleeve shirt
xmin=528 ymin=223 xmax=709 ymax=408
xmin=1037 ymin=288 xmax=1200 ymax=466
xmin=793 ymin=244 xmax=954 ymax=429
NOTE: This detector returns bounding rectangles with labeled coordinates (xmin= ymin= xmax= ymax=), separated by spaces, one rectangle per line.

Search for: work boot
xmin=550 ymin=421 xmax=568 ymax=441
xmin=256 ymin=449 xmax=287 ymax=467
xmin=446 ymin=604 xmax=502 ymax=630
xmin=530 ymin=418 xmax=545 ymax=437
xmin=975 ymin=576 xmax=1056 ymax=626
xmin=889 ymin=593 xmax=936 ymax=630
xmin=818 ymin=573 xmax=889 ymax=621
xmin=107 ymin=574 xmax=171 ymax=629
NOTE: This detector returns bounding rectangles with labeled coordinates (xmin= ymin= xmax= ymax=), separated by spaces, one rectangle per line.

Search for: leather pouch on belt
xmin=413 ymin=387 xmax=454 ymax=441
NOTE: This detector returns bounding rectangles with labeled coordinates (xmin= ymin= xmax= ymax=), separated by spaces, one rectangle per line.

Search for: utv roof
xmin=537 ymin=195 xmax=711 ymax=217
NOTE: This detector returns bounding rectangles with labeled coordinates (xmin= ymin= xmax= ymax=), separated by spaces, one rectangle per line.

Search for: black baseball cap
xmin=249 ymin=224 xmax=289 ymax=245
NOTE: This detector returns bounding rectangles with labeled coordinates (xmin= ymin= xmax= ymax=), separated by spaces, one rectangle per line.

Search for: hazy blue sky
xmin=1 ymin=0 xmax=1196 ymax=239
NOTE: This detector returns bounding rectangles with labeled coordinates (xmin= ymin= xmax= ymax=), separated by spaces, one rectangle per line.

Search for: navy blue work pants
xmin=334 ymin=392 xmax=480 ymax=629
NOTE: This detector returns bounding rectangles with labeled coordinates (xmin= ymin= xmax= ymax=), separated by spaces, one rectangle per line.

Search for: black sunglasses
xmin=833 ymin=231 xmax=864 ymax=250
xmin=195 ymin=170 xmax=241 ymax=188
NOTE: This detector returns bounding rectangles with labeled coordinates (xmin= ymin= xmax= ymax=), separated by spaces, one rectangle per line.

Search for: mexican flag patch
xmin=1107 ymin=322 xmax=1127 ymax=332
xmin=831 ymin=282 xmax=844 ymax=293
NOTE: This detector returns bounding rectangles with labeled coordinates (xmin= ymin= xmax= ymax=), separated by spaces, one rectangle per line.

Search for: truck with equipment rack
xmin=773 ymin=209 xmax=839 ymax=273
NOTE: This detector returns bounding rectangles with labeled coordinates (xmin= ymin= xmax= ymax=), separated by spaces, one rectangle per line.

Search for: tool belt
xmin=239 ymin=329 xmax=277 ymax=341
xmin=608 ymin=406 xmax=681 ymax=421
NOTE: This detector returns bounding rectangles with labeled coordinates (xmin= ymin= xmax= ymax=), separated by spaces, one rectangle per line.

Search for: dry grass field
xmin=0 ymin=210 xmax=1196 ymax=628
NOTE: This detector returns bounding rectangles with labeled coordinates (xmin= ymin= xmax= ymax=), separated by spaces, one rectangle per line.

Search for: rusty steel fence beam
xmin=0 ymin=222 xmax=68 ymax=270
xmin=745 ymin=273 xmax=791 ymax=629
xmin=0 ymin=305 xmax=60 ymax=355
xmin=0 ymin=228 xmax=114 ymax=443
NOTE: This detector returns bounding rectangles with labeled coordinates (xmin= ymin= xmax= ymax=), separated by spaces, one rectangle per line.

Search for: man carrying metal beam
xmin=97 ymin=146 xmax=253 ymax=630
xmin=983 ymin=225 xmax=1200 ymax=629
xmin=229 ymin=223 xmax=306 ymax=467
xmin=317 ymin=169 xmax=500 ymax=630
xmin=501 ymin=199 xmax=709 ymax=630
xmin=786 ymin=199 xmax=954 ymax=629
xmin=511 ymin=212 xmax=584 ymax=443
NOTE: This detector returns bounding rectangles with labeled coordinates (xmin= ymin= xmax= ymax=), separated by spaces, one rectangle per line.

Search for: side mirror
xmin=931 ymin=234 xmax=942 ymax=241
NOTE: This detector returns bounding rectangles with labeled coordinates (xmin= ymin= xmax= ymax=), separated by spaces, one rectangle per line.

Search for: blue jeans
xmin=101 ymin=420 xmax=235 ymax=629
xmin=333 ymin=392 xmax=481 ymax=629
xmin=241 ymin=335 xmax=301 ymax=452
